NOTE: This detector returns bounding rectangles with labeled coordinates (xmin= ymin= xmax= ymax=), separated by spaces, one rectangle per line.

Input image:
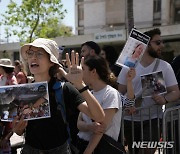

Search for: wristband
xmin=78 ymin=86 xmax=89 ymax=93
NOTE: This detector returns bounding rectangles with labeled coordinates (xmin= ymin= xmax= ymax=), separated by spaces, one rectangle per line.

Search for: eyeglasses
xmin=26 ymin=50 xmax=45 ymax=59
xmin=150 ymin=40 xmax=164 ymax=46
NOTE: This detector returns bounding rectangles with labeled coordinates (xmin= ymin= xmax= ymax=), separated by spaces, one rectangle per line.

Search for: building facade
xmin=75 ymin=0 xmax=180 ymax=60
xmin=0 ymin=0 xmax=180 ymax=63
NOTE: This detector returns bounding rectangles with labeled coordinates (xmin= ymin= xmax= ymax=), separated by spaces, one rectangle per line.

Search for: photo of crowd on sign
xmin=141 ymin=71 xmax=167 ymax=98
xmin=116 ymin=28 xmax=150 ymax=68
xmin=0 ymin=81 xmax=50 ymax=121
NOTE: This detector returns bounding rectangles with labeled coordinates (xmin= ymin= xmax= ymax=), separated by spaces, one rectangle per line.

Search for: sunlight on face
xmin=27 ymin=46 xmax=54 ymax=76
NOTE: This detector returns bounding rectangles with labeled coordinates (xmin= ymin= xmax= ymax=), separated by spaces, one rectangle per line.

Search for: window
xmin=153 ymin=0 xmax=161 ymax=26
xmin=78 ymin=5 xmax=84 ymax=21
xmin=78 ymin=30 xmax=84 ymax=35
xmin=174 ymin=0 xmax=180 ymax=23
xmin=154 ymin=0 xmax=161 ymax=13
xmin=174 ymin=8 xmax=180 ymax=23
xmin=13 ymin=52 xmax=20 ymax=61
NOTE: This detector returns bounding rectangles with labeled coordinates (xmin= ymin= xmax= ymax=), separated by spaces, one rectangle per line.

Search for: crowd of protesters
xmin=0 ymin=28 xmax=179 ymax=154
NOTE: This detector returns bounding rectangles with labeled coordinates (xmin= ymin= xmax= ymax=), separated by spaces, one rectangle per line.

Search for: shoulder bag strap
xmin=153 ymin=58 xmax=160 ymax=72
xmin=135 ymin=59 xmax=160 ymax=107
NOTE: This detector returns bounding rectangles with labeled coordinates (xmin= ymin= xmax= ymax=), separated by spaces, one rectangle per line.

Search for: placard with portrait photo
xmin=116 ymin=29 xmax=150 ymax=68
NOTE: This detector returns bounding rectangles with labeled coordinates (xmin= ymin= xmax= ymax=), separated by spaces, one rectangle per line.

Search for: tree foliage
xmin=1 ymin=0 xmax=72 ymax=43
xmin=35 ymin=18 xmax=73 ymax=38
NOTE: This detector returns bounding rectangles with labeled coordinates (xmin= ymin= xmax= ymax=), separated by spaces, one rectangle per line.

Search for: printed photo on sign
xmin=116 ymin=29 xmax=150 ymax=68
xmin=0 ymin=82 xmax=50 ymax=121
xmin=141 ymin=71 xmax=167 ymax=98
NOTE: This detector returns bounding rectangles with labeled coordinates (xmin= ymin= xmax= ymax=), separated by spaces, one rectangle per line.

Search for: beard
xmin=147 ymin=46 xmax=161 ymax=58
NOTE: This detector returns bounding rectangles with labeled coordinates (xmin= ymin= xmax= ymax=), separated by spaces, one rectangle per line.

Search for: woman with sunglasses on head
xmin=76 ymin=56 xmax=136 ymax=154
xmin=12 ymin=38 xmax=105 ymax=154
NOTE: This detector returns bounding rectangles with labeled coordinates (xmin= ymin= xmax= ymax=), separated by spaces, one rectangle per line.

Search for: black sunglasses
xmin=150 ymin=40 xmax=164 ymax=46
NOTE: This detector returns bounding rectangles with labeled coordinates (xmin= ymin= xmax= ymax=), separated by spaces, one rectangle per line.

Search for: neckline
xmin=139 ymin=58 xmax=157 ymax=69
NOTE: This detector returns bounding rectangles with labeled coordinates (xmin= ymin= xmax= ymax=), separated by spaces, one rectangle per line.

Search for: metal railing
xmin=120 ymin=103 xmax=180 ymax=154
xmin=162 ymin=105 xmax=180 ymax=154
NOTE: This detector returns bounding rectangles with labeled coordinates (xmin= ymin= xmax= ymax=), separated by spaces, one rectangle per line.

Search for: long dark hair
xmin=84 ymin=56 xmax=116 ymax=86
xmin=102 ymin=46 xmax=118 ymax=65
xmin=49 ymin=65 xmax=59 ymax=78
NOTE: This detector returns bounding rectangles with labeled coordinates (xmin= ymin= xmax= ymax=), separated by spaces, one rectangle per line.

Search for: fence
xmin=120 ymin=103 xmax=180 ymax=154
xmin=162 ymin=105 xmax=180 ymax=154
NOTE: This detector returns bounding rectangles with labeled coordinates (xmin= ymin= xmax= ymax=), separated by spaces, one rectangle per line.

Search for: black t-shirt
xmin=171 ymin=55 xmax=180 ymax=88
xmin=25 ymin=78 xmax=84 ymax=150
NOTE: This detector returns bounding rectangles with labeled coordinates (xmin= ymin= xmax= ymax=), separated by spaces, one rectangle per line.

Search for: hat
xmin=0 ymin=58 xmax=15 ymax=68
xmin=21 ymin=38 xmax=62 ymax=67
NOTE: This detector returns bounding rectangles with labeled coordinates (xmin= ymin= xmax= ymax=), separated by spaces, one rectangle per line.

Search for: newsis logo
xmin=132 ymin=141 xmax=174 ymax=149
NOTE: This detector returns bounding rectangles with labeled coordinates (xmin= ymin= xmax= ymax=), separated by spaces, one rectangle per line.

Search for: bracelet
xmin=164 ymin=95 xmax=168 ymax=104
xmin=78 ymin=86 xmax=89 ymax=93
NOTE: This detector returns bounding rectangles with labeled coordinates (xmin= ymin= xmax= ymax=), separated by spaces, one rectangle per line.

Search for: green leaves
xmin=1 ymin=0 xmax=70 ymax=43
xmin=34 ymin=18 xmax=73 ymax=39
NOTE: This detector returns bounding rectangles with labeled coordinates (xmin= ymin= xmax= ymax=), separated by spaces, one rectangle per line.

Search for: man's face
xmin=81 ymin=45 xmax=96 ymax=58
xmin=81 ymin=45 xmax=91 ymax=58
xmin=148 ymin=34 xmax=164 ymax=58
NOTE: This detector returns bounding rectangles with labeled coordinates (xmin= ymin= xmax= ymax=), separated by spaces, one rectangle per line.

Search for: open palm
xmin=59 ymin=51 xmax=84 ymax=86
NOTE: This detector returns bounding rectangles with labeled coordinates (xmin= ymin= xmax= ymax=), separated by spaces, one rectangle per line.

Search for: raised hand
xmin=59 ymin=51 xmax=84 ymax=87
xmin=127 ymin=68 xmax=136 ymax=81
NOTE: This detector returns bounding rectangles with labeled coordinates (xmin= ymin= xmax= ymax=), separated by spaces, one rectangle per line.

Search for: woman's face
xmin=14 ymin=65 xmax=19 ymax=74
xmin=26 ymin=46 xmax=54 ymax=77
xmin=100 ymin=50 xmax=106 ymax=59
xmin=82 ymin=64 xmax=93 ymax=86
xmin=132 ymin=44 xmax=144 ymax=59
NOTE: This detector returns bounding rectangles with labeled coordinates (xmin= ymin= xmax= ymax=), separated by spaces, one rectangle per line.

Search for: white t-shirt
xmin=117 ymin=58 xmax=178 ymax=121
xmin=77 ymin=85 xmax=122 ymax=141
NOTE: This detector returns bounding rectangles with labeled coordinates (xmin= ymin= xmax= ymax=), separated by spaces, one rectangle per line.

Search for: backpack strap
xmin=53 ymin=81 xmax=66 ymax=123
xmin=134 ymin=58 xmax=160 ymax=107
xmin=153 ymin=58 xmax=160 ymax=72
xmin=53 ymin=81 xmax=71 ymax=143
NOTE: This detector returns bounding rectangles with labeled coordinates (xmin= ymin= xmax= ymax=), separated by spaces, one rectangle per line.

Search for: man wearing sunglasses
xmin=117 ymin=28 xmax=180 ymax=154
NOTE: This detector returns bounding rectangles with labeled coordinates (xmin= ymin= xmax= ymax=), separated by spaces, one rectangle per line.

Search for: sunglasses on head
xmin=150 ymin=40 xmax=164 ymax=46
